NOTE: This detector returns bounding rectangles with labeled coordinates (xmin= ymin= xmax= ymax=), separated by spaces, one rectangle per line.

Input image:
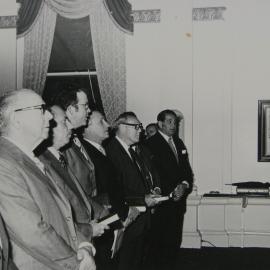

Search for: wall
xmin=126 ymin=0 xmax=193 ymax=163
xmin=126 ymin=0 xmax=270 ymax=194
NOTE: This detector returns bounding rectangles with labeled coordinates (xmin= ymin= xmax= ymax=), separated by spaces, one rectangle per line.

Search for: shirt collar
xmin=115 ymin=136 xmax=132 ymax=158
xmin=158 ymin=130 xmax=171 ymax=142
xmin=48 ymin=147 xmax=61 ymax=160
xmin=84 ymin=138 xmax=102 ymax=151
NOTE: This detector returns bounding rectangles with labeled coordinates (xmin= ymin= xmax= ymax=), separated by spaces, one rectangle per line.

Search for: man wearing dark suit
xmin=145 ymin=109 xmax=194 ymax=268
xmin=80 ymin=110 xmax=119 ymax=270
xmin=0 ymin=89 xmax=95 ymax=270
xmin=105 ymin=112 xmax=161 ymax=270
xmin=0 ymin=214 xmax=18 ymax=270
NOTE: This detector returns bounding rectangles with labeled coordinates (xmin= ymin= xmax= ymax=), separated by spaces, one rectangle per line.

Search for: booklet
xmin=98 ymin=214 xmax=120 ymax=226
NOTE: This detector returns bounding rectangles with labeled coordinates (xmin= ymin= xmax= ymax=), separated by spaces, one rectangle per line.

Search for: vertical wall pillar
xmin=0 ymin=0 xmax=17 ymax=93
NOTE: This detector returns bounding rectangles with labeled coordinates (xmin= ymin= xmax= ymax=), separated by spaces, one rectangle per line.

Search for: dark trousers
xmin=145 ymin=202 xmax=185 ymax=270
xmin=95 ymin=230 xmax=114 ymax=270
xmin=117 ymin=215 xmax=149 ymax=270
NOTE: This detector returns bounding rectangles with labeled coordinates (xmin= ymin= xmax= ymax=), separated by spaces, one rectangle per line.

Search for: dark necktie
xmin=59 ymin=153 xmax=67 ymax=168
xmin=128 ymin=146 xmax=153 ymax=190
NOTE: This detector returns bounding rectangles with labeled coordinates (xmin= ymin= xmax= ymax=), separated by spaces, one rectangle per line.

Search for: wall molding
xmin=192 ymin=7 xmax=226 ymax=21
xmin=132 ymin=9 xmax=161 ymax=23
xmin=0 ymin=16 xmax=16 ymax=28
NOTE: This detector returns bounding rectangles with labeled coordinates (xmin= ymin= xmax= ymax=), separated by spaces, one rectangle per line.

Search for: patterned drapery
xmin=90 ymin=0 xmax=126 ymax=123
xmin=44 ymin=0 xmax=92 ymax=19
xmin=23 ymin=0 xmax=128 ymax=121
xmin=23 ymin=3 xmax=57 ymax=95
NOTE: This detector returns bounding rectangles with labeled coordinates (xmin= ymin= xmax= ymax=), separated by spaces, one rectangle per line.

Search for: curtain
xmin=23 ymin=3 xmax=57 ymax=95
xmin=90 ymin=0 xmax=126 ymax=123
xmin=17 ymin=0 xmax=44 ymax=37
xmin=22 ymin=0 xmax=129 ymax=122
xmin=103 ymin=0 xmax=133 ymax=34
xmin=45 ymin=0 xmax=91 ymax=19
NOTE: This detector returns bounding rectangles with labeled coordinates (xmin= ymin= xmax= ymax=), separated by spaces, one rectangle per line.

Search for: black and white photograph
xmin=1 ymin=1 xmax=270 ymax=270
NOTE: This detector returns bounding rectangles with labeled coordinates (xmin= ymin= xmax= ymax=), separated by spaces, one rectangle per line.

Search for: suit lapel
xmin=156 ymin=132 xmax=178 ymax=165
xmin=113 ymin=139 xmax=149 ymax=190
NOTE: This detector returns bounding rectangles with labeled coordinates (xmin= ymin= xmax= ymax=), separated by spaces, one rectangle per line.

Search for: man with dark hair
xmin=145 ymin=109 xmax=194 ymax=268
xmin=53 ymin=88 xmax=97 ymax=199
xmin=145 ymin=123 xmax=158 ymax=139
xmin=0 ymin=89 xmax=95 ymax=270
xmin=105 ymin=111 xmax=161 ymax=270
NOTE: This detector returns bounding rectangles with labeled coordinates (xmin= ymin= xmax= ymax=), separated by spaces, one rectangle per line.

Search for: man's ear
xmin=157 ymin=121 xmax=162 ymax=130
xmin=10 ymin=111 xmax=21 ymax=130
xmin=66 ymin=105 xmax=74 ymax=120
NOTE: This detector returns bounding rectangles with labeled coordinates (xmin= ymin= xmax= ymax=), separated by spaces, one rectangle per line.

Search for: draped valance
xmin=17 ymin=0 xmax=133 ymax=36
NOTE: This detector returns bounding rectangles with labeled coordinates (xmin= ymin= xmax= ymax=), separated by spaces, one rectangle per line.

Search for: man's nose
xmin=45 ymin=110 xmax=53 ymax=120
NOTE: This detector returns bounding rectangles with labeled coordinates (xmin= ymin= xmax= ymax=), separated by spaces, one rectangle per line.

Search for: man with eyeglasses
xmin=53 ymin=88 xmax=98 ymax=201
xmin=0 ymin=89 xmax=96 ymax=270
xmin=105 ymin=111 xmax=161 ymax=270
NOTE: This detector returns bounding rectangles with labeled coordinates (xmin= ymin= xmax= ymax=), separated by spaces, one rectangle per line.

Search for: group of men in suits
xmin=0 ymin=87 xmax=193 ymax=270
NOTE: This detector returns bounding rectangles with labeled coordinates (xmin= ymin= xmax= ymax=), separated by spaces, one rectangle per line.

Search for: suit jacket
xmin=81 ymin=139 xmax=129 ymax=220
xmin=81 ymin=140 xmax=110 ymax=196
xmin=145 ymin=132 xmax=194 ymax=208
xmin=0 ymin=137 xmax=85 ymax=270
xmin=105 ymin=138 xmax=159 ymax=232
xmin=0 ymin=214 xmax=18 ymax=270
xmin=63 ymin=142 xmax=108 ymax=219
xmin=39 ymin=149 xmax=93 ymax=239
xmin=63 ymin=141 xmax=96 ymax=198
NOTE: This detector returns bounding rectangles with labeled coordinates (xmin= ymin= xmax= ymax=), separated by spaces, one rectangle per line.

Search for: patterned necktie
xmin=168 ymin=137 xmax=178 ymax=162
xmin=73 ymin=136 xmax=97 ymax=197
xmin=128 ymin=146 xmax=153 ymax=190
xmin=73 ymin=136 xmax=89 ymax=161
xmin=59 ymin=153 xmax=67 ymax=168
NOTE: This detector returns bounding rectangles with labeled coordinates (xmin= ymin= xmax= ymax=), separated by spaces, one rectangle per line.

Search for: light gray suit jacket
xmin=0 ymin=137 xmax=86 ymax=270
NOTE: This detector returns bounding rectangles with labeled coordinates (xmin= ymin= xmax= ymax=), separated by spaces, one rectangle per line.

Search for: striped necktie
xmin=73 ymin=136 xmax=89 ymax=161
xmin=168 ymin=137 xmax=178 ymax=162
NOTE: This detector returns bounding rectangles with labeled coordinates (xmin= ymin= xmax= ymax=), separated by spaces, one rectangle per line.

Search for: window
xmin=43 ymin=15 xmax=104 ymax=113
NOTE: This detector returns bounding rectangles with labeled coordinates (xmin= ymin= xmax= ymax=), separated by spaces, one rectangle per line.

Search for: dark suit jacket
xmin=105 ymin=138 xmax=159 ymax=232
xmin=145 ymin=132 xmax=194 ymax=248
xmin=81 ymin=139 xmax=129 ymax=220
xmin=0 ymin=214 xmax=18 ymax=270
xmin=0 ymin=137 xmax=85 ymax=270
xmin=81 ymin=140 xmax=111 ymax=204
xmin=146 ymin=132 xmax=193 ymax=200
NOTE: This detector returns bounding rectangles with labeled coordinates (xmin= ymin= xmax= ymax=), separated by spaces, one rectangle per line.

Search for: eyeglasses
xmin=14 ymin=104 xmax=49 ymax=114
xmin=76 ymin=103 xmax=89 ymax=109
xmin=121 ymin=122 xmax=143 ymax=130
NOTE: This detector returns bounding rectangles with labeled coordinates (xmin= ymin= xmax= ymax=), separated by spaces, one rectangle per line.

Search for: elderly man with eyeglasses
xmin=105 ymin=111 xmax=161 ymax=270
xmin=0 ymin=89 xmax=96 ymax=270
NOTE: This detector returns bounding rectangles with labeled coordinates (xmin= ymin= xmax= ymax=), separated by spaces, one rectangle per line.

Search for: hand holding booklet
xmin=98 ymin=213 xmax=120 ymax=226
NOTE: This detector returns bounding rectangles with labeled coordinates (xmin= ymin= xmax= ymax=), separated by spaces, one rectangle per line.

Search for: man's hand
xmin=123 ymin=206 xmax=140 ymax=227
xmin=172 ymin=183 xmax=188 ymax=201
xmin=90 ymin=220 xmax=109 ymax=237
xmin=145 ymin=193 xmax=161 ymax=207
xmin=77 ymin=248 xmax=96 ymax=270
